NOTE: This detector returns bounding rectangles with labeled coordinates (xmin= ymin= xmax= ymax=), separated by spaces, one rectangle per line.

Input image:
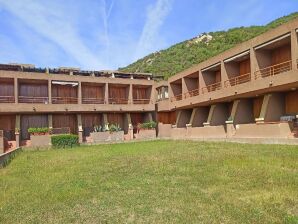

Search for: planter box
xmin=30 ymin=134 xmax=51 ymax=147
xmin=134 ymin=129 xmax=156 ymax=140
xmin=90 ymin=131 xmax=124 ymax=143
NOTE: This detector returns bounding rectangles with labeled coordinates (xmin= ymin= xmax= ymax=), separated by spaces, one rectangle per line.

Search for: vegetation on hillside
xmin=120 ymin=12 xmax=298 ymax=79
xmin=0 ymin=141 xmax=297 ymax=223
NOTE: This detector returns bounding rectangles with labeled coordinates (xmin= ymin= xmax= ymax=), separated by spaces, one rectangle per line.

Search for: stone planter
xmin=30 ymin=134 xmax=51 ymax=147
xmin=90 ymin=131 xmax=124 ymax=143
xmin=134 ymin=129 xmax=156 ymax=140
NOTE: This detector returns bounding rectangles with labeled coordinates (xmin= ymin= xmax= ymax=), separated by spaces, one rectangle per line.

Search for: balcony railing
xmin=184 ymin=89 xmax=200 ymax=98
xmin=0 ymin=96 xmax=15 ymax=103
xmin=224 ymin=73 xmax=251 ymax=87
xmin=254 ymin=60 xmax=292 ymax=80
xmin=201 ymin=82 xmax=222 ymax=93
xmin=108 ymin=98 xmax=129 ymax=104
xmin=170 ymin=94 xmax=182 ymax=102
xmin=18 ymin=96 xmax=49 ymax=104
xmin=82 ymin=98 xmax=105 ymax=104
xmin=52 ymin=97 xmax=78 ymax=104
xmin=133 ymin=99 xmax=151 ymax=104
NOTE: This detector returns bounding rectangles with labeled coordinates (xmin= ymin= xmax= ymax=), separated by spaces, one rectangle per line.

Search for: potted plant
xmin=28 ymin=127 xmax=50 ymax=136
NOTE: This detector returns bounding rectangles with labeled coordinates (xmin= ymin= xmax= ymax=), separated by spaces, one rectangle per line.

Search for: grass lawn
xmin=0 ymin=140 xmax=297 ymax=223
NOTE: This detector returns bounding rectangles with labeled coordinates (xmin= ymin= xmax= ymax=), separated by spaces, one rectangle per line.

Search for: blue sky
xmin=0 ymin=0 xmax=297 ymax=70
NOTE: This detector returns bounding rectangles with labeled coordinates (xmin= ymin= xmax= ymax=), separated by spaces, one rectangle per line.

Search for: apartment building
xmin=1 ymin=18 xmax=298 ymax=152
xmin=156 ymin=18 xmax=298 ymax=142
xmin=0 ymin=65 xmax=156 ymax=152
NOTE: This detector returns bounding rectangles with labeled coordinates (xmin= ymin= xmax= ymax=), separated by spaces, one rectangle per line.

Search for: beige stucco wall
xmin=158 ymin=123 xmax=172 ymax=138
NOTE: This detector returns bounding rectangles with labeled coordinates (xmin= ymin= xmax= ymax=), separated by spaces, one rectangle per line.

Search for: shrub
xmin=51 ymin=134 xmax=79 ymax=148
xmin=140 ymin=121 xmax=157 ymax=130
xmin=28 ymin=127 xmax=50 ymax=135
xmin=109 ymin=123 xmax=122 ymax=132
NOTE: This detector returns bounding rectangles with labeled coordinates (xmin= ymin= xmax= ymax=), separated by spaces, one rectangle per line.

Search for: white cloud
xmin=0 ymin=0 xmax=106 ymax=69
xmin=134 ymin=0 xmax=173 ymax=60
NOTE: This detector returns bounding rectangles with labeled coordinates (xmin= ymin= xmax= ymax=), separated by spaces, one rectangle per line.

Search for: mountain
xmin=119 ymin=12 xmax=298 ymax=79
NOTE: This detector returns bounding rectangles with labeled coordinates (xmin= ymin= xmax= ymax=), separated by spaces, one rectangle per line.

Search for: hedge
xmin=51 ymin=134 xmax=79 ymax=148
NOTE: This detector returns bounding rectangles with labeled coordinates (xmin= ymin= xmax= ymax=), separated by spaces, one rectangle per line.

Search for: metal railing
xmin=224 ymin=73 xmax=251 ymax=87
xmin=254 ymin=60 xmax=292 ymax=80
xmin=52 ymin=97 xmax=78 ymax=104
xmin=0 ymin=96 xmax=15 ymax=103
xmin=170 ymin=94 xmax=183 ymax=102
xmin=184 ymin=89 xmax=200 ymax=98
xmin=201 ymin=82 xmax=222 ymax=93
xmin=108 ymin=98 xmax=129 ymax=104
xmin=82 ymin=98 xmax=105 ymax=104
xmin=133 ymin=99 xmax=151 ymax=104
xmin=18 ymin=96 xmax=49 ymax=104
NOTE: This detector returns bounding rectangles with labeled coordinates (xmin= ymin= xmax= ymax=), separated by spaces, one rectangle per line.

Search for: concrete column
xmin=78 ymin=82 xmax=82 ymax=104
xmin=257 ymin=93 xmax=285 ymax=123
xmin=105 ymin=83 xmax=109 ymax=104
xmin=191 ymin=107 xmax=209 ymax=127
xmin=149 ymin=86 xmax=155 ymax=104
xmin=204 ymin=105 xmax=215 ymax=126
xmin=103 ymin=113 xmax=108 ymax=125
xmin=182 ymin=77 xmax=187 ymax=97
xmin=124 ymin=113 xmax=133 ymax=138
xmin=291 ymin=29 xmax=298 ymax=70
xmin=48 ymin=80 xmax=52 ymax=104
xmin=15 ymin=115 xmax=20 ymax=148
xmin=187 ymin=108 xmax=197 ymax=127
xmin=77 ymin=114 xmax=83 ymax=143
xmin=250 ymin=47 xmax=259 ymax=75
xmin=220 ymin=61 xmax=228 ymax=83
xmin=14 ymin=77 xmax=18 ymax=104
xmin=176 ymin=109 xmax=192 ymax=128
xmin=128 ymin=84 xmax=133 ymax=104
xmin=232 ymin=99 xmax=255 ymax=125
xmin=48 ymin=114 xmax=53 ymax=129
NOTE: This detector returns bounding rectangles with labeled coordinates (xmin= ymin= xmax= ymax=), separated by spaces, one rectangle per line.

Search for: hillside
xmin=119 ymin=12 xmax=298 ymax=79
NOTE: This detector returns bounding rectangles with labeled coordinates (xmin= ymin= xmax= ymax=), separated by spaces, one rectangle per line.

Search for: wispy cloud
xmin=0 ymin=0 xmax=106 ymax=69
xmin=134 ymin=0 xmax=173 ymax=60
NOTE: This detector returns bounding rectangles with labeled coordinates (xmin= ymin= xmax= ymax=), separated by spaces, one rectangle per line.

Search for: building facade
xmin=156 ymin=18 xmax=298 ymax=143
xmin=1 ymin=18 xmax=298 ymax=152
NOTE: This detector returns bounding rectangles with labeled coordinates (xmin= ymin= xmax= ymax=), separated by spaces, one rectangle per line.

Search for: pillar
xmin=14 ymin=78 xmax=18 ymax=104
xmin=176 ymin=109 xmax=192 ymax=128
xmin=220 ymin=61 xmax=228 ymax=83
xmin=48 ymin=80 xmax=52 ymax=104
xmin=250 ymin=47 xmax=259 ymax=75
xmin=103 ymin=113 xmax=108 ymax=125
xmin=204 ymin=105 xmax=215 ymax=126
xmin=124 ymin=113 xmax=133 ymax=139
xmin=77 ymin=114 xmax=83 ymax=143
xmin=78 ymin=81 xmax=82 ymax=104
xmin=105 ymin=83 xmax=109 ymax=104
xmin=128 ymin=84 xmax=133 ymax=104
xmin=291 ymin=29 xmax=298 ymax=70
xmin=48 ymin=114 xmax=53 ymax=129
xmin=15 ymin=115 xmax=20 ymax=148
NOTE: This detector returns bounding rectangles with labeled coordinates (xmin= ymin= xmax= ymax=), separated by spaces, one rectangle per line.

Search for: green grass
xmin=0 ymin=140 xmax=297 ymax=223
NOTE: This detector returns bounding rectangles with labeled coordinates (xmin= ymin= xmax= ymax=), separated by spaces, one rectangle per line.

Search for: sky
xmin=0 ymin=0 xmax=297 ymax=70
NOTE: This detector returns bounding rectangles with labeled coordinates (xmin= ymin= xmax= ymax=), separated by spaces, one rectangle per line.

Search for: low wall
xmin=30 ymin=135 xmax=51 ymax=147
xmin=134 ymin=129 xmax=156 ymax=140
xmin=158 ymin=123 xmax=172 ymax=138
xmin=233 ymin=122 xmax=293 ymax=139
xmin=187 ymin=126 xmax=227 ymax=139
xmin=0 ymin=148 xmax=21 ymax=168
xmin=90 ymin=131 xmax=124 ymax=143
xmin=0 ymin=133 xmax=3 ymax=154
xmin=171 ymin=128 xmax=187 ymax=139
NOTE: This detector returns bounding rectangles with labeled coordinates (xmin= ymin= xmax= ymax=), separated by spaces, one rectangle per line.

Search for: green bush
xmin=51 ymin=134 xmax=79 ymax=148
xmin=28 ymin=127 xmax=50 ymax=135
xmin=109 ymin=123 xmax=122 ymax=132
xmin=140 ymin=121 xmax=157 ymax=129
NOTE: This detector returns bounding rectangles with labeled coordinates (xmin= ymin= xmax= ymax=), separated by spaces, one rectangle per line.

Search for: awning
xmin=201 ymin=62 xmax=221 ymax=72
xmin=52 ymin=81 xmax=78 ymax=87
xmin=254 ymin=33 xmax=291 ymax=50
xmin=224 ymin=50 xmax=250 ymax=63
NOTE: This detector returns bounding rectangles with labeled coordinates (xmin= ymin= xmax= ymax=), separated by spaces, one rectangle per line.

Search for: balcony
xmin=254 ymin=60 xmax=292 ymax=80
xmin=133 ymin=99 xmax=151 ymax=104
xmin=52 ymin=97 xmax=78 ymax=104
xmin=201 ymin=82 xmax=222 ymax=93
xmin=224 ymin=73 xmax=251 ymax=87
xmin=184 ymin=88 xmax=200 ymax=98
xmin=82 ymin=98 xmax=105 ymax=104
xmin=18 ymin=96 xmax=49 ymax=104
xmin=0 ymin=96 xmax=14 ymax=103
xmin=170 ymin=94 xmax=182 ymax=102
xmin=108 ymin=98 xmax=129 ymax=104
xmin=82 ymin=82 xmax=105 ymax=104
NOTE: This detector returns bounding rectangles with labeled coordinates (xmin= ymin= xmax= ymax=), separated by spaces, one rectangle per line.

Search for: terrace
xmin=254 ymin=33 xmax=292 ymax=79
xmin=108 ymin=84 xmax=129 ymax=104
xmin=224 ymin=50 xmax=251 ymax=87
xmin=132 ymin=85 xmax=152 ymax=104
xmin=18 ymin=79 xmax=49 ymax=104
xmin=183 ymin=71 xmax=200 ymax=98
xmin=81 ymin=83 xmax=105 ymax=104
xmin=51 ymin=81 xmax=78 ymax=104
xmin=201 ymin=62 xmax=222 ymax=93
xmin=170 ymin=79 xmax=182 ymax=102
xmin=0 ymin=78 xmax=14 ymax=103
